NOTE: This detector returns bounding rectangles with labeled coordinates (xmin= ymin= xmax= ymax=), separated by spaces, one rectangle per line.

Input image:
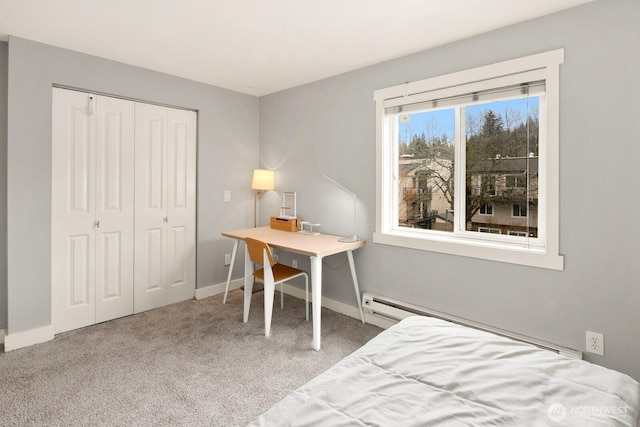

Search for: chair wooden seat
xmin=245 ymin=237 xmax=309 ymax=337
xmin=254 ymin=263 xmax=306 ymax=283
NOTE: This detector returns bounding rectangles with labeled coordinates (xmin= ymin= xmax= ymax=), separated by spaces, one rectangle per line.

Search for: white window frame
xmin=373 ymin=49 xmax=564 ymax=270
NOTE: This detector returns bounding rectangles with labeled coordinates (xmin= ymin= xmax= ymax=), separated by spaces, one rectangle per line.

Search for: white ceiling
xmin=0 ymin=0 xmax=593 ymax=96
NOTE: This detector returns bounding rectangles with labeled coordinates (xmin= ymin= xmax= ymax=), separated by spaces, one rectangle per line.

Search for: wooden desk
xmin=221 ymin=226 xmax=366 ymax=350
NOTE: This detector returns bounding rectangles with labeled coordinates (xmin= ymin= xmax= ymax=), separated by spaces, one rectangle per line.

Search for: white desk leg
xmin=310 ymin=256 xmax=322 ymax=351
xmin=347 ymin=250 xmax=365 ymax=324
xmin=263 ymin=279 xmax=275 ymax=337
xmin=243 ymin=244 xmax=253 ymax=323
xmin=223 ymin=239 xmax=239 ymax=304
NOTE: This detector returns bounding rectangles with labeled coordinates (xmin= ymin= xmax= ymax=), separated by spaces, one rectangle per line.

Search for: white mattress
xmin=249 ymin=316 xmax=640 ymax=426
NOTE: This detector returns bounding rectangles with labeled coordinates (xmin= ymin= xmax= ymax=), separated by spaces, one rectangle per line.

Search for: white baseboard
xmin=4 ymin=324 xmax=55 ymax=351
xmin=362 ymin=313 xmax=398 ymax=330
xmin=195 ymin=278 xmax=363 ymax=323
xmin=195 ymin=278 xmax=244 ymax=300
xmin=282 ymin=284 xmax=363 ymax=322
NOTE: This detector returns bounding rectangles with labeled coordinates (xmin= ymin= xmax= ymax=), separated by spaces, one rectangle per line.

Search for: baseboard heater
xmin=362 ymin=292 xmax=582 ymax=360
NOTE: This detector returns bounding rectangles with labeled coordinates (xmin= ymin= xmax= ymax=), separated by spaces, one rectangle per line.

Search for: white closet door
xmin=166 ymin=108 xmax=197 ymax=304
xmin=95 ymin=95 xmax=135 ymax=323
xmin=134 ymin=104 xmax=196 ymax=312
xmin=134 ymin=103 xmax=169 ymax=313
xmin=52 ymin=88 xmax=97 ymax=334
xmin=53 ymin=89 xmax=196 ymax=330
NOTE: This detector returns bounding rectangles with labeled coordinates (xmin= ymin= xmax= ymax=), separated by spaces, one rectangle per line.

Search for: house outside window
xmin=374 ymin=50 xmax=564 ymax=270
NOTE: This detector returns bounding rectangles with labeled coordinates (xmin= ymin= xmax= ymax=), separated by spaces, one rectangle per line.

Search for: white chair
xmin=245 ymin=237 xmax=309 ymax=337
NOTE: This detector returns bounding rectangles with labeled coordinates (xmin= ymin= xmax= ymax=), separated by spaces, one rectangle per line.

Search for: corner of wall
xmin=0 ymin=40 xmax=8 ymax=332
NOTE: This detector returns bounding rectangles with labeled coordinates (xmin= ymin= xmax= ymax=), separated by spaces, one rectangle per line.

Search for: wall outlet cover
xmin=585 ymin=330 xmax=604 ymax=356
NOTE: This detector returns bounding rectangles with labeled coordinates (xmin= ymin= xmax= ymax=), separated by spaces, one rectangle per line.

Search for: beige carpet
xmin=0 ymin=289 xmax=382 ymax=426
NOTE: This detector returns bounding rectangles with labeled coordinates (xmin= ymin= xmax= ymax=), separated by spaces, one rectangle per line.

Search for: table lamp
xmin=252 ymin=169 xmax=275 ymax=227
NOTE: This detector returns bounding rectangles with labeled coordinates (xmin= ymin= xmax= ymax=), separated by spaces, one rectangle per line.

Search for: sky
xmin=398 ymin=96 xmax=540 ymax=143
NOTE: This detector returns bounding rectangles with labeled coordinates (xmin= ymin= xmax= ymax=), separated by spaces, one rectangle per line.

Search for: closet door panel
xmin=166 ymin=109 xmax=196 ymax=304
xmin=134 ymin=103 xmax=168 ymax=313
xmin=145 ymin=228 xmax=165 ymax=288
xmin=52 ymin=88 xmax=96 ymax=334
xmin=99 ymin=231 xmax=123 ymax=295
xmin=95 ymin=95 xmax=135 ymax=323
xmin=67 ymin=235 xmax=93 ymax=305
xmin=166 ymin=224 xmax=189 ymax=301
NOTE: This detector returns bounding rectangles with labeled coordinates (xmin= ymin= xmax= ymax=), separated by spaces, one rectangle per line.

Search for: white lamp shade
xmin=251 ymin=169 xmax=275 ymax=191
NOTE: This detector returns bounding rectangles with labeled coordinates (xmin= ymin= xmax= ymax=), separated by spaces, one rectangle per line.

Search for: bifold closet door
xmin=134 ymin=103 xmax=196 ymax=313
xmin=52 ymin=89 xmax=135 ymax=334
xmin=94 ymin=96 xmax=135 ymax=323
xmin=52 ymin=88 xmax=96 ymax=334
xmin=165 ymin=108 xmax=197 ymax=305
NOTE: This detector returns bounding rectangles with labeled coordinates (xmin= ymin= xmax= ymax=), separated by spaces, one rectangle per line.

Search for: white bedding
xmin=249 ymin=316 xmax=640 ymax=426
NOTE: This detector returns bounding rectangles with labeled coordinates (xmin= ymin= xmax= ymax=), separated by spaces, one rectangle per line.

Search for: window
xmin=512 ymin=204 xmax=527 ymax=218
xmin=478 ymin=227 xmax=501 ymax=234
xmin=506 ymin=175 xmax=527 ymax=189
xmin=508 ymin=230 xmax=528 ymax=237
xmin=374 ymin=50 xmax=564 ymax=270
xmin=479 ymin=203 xmax=493 ymax=216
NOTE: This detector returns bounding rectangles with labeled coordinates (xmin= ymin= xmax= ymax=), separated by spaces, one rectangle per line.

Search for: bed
xmin=249 ymin=316 xmax=640 ymax=426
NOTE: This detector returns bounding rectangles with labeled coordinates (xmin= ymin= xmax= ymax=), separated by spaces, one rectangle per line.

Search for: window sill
xmin=373 ymin=231 xmax=564 ymax=270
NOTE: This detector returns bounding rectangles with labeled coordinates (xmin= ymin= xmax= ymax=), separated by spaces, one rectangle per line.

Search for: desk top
xmin=222 ymin=226 xmax=366 ymax=258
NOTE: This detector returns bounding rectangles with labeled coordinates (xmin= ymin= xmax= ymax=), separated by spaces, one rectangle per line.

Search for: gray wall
xmin=259 ymin=0 xmax=640 ymax=380
xmin=6 ymin=37 xmax=259 ymax=335
xmin=0 ymin=41 xmax=7 ymax=331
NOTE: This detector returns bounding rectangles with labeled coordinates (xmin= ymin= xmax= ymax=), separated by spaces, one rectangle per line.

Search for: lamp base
xmin=339 ymin=235 xmax=359 ymax=243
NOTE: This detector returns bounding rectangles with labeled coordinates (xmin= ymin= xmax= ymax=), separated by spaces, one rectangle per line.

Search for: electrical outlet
xmin=586 ymin=331 xmax=604 ymax=356
xmin=223 ymin=190 xmax=231 ymax=202
xmin=224 ymin=253 xmax=231 ymax=266
xmin=292 ymin=259 xmax=298 ymax=269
